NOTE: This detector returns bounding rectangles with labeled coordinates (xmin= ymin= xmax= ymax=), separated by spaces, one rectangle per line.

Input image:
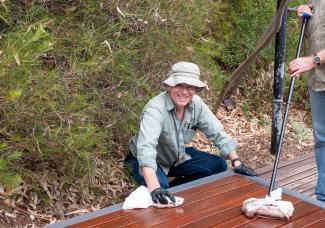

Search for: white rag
xmin=242 ymin=188 xmax=294 ymax=220
xmin=123 ymin=186 xmax=184 ymax=209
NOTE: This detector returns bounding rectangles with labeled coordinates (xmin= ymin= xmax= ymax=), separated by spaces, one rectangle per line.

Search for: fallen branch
xmin=216 ymin=0 xmax=289 ymax=108
xmin=0 ymin=199 xmax=52 ymax=222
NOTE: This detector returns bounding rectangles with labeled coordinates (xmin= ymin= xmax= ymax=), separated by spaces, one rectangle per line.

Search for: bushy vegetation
xmin=0 ymin=0 xmax=306 ymax=219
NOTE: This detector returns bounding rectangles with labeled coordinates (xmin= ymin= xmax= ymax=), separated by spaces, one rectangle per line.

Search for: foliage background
xmin=0 ymin=0 xmax=306 ymax=221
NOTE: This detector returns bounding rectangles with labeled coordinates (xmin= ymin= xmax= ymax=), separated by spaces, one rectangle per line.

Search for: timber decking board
xmin=66 ymin=175 xmax=251 ymax=228
xmin=284 ymin=173 xmax=318 ymax=190
xmin=255 ymin=153 xmax=315 ymax=175
xmin=210 ymin=192 xmax=303 ymax=228
xmin=83 ymin=181 xmax=262 ymax=227
xmin=278 ymin=169 xmax=318 ymax=186
xmin=50 ymin=153 xmax=325 ymax=228
xmin=294 ymin=182 xmax=316 ymax=193
xmin=255 ymin=152 xmax=318 ymax=198
xmin=239 ymin=201 xmax=321 ymax=228
xmin=60 ymin=174 xmax=324 ymax=228
xmin=280 ymin=209 xmax=325 ymax=227
xmin=131 ymin=186 xmax=267 ymax=228
xmin=167 ymin=189 xmax=270 ymax=228
xmin=264 ymin=164 xmax=316 ymax=182
xmin=258 ymin=157 xmax=316 ymax=179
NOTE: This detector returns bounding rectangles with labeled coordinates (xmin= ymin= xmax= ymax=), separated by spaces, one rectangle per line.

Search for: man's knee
xmin=208 ymin=156 xmax=227 ymax=175
xmin=214 ymin=158 xmax=227 ymax=173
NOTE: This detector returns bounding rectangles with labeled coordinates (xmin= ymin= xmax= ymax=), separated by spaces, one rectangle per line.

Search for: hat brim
xmin=162 ymin=75 xmax=206 ymax=88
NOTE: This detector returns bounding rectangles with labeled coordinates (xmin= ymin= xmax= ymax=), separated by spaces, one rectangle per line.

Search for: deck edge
xmin=46 ymin=170 xmax=234 ymax=227
xmin=246 ymin=175 xmax=325 ymax=209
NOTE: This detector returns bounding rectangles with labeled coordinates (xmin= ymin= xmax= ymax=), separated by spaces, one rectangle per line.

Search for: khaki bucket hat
xmin=162 ymin=62 xmax=207 ymax=88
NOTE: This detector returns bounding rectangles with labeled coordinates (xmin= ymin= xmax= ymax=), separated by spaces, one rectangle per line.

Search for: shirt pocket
xmin=159 ymin=129 xmax=176 ymax=145
xmin=184 ymin=128 xmax=196 ymax=144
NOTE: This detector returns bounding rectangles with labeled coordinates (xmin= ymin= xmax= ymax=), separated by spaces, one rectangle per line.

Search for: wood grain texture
xmin=256 ymin=153 xmax=318 ymax=198
xmin=65 ymin=173 xmax=324 ymax=228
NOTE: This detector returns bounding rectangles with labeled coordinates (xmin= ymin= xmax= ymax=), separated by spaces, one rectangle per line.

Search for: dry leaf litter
xmin=0 ymin=101 xmax=314 ymax=227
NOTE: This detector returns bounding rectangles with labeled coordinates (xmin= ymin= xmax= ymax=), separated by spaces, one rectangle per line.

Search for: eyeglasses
xmin=174 ymin=84 xmax=200 ymax=92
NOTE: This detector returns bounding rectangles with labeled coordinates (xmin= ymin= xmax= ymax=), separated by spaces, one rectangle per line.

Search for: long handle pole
xmin=268 ymin=14 xmax=310 ymax=196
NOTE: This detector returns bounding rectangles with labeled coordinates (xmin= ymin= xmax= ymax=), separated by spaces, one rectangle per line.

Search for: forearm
xmin=288 ymin=49 xmax=325 ymax=76
xmin=228 ymin=151 xmax=257 ymax=176
xmin=227 ymin=151 xmax=241 ymax=167
xmin=141 ymin=166 xmax=161 ymax=191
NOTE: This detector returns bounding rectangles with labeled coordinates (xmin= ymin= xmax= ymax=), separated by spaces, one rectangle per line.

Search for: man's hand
xmin=288 ymin=56 xmax=315 ymax=77
xmin=234 ymin=163 xmax=257 ymax=176
xmin=297 ymin=4 xmax=313 ymax=19
xmin=231 ymin=158 xmax=257 ymax=176
xmin=150 ymin=187 xmax=176 ymax=204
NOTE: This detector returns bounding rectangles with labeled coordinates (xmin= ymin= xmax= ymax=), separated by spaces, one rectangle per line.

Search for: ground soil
xmin=189 ymin=102 xmax=314 ymax=171
xmin=1 ymin=100 xmax=315 ymax=228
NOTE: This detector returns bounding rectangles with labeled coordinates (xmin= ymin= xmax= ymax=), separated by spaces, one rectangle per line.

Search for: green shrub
xmin=0 ymin=0 xmax=305 ymax=205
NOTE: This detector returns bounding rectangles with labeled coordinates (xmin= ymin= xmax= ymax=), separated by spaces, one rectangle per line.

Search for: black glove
xmin=150 ymin=187 xmax=176 ymax=204
xmin=234 ymin=163 xmax=257 ymax=176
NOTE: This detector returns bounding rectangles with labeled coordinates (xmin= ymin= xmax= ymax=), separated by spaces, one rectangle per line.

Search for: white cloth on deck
xmin=242 ymin=188 xmax=294 ymax=220
xmin=123 ymin=186 xmax=184 ymax=209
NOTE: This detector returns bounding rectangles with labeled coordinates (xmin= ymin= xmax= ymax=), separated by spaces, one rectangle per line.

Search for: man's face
xmin=169 ymin=83 xmax=197 ymax=110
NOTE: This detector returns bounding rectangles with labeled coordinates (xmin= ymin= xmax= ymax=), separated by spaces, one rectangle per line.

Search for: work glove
xmin=234 ymin=163 xmax=257 ymax=176
xmin=150 ymin=187 xmax=176 ymax=204
xmin=232 ymin=158 xmax=257 ymax=176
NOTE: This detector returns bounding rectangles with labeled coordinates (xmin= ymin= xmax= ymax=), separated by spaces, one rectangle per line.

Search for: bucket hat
xmin=162 ymin=62 xmax=206 ymax=88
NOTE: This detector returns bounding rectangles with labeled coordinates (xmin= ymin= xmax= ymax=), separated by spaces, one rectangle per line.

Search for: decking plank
xmin=280 ymin=209 xmax=325 ymax=227
xmin=66 ymin=175 xmax=247 ymax=228
xmin=284 ymin=173 xmax=318 ymax=190
xmin=238 ymin=201 xmax=321 ymax=228
xmin=50 ymin=165 xmax=324 ymax=228
xmin=271 ymin=165 xmax=316 ymax=182
xmin=173 ymin=174 xmax=245 ymax=197
xmin=309 ymin=219 xmax=325 ymax=227
xmin=256 ymin=153 xmax=315 ymax=175
xmin=210 ymin=193 xmax=302 ymax=228
xmin=148 ymin=188 xmax=268 ymax=228
xmin=255 ymin=152 xmax=318 ymax=199
xmin=91 ymin=181 xmax=263 ymax=228
xmin=304 ymin=187 xmax=318 ymax=197
xmin=258 ymin=157 xmax=316 ymax=179
xmin=278 ymin=168 xmax=318 ymax=186
xmin=293 ymin=179 xmax=317 ymax=193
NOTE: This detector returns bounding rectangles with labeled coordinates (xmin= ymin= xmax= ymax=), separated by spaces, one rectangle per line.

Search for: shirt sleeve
xmin=196 ymin=100 xmax=237 ymax=159
xmin=136 ymin=106 xmax=164 ymax=171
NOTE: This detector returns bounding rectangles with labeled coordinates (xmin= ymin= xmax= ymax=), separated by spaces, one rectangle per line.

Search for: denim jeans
xmin=309 ymin=87 xmax=325 ymax=202
xmin=124 ymin=147 xmax=227 ymax=189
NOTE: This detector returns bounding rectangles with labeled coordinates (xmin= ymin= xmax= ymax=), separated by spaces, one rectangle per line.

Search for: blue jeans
xmin=124 ymin=147 xmax=227 ymax=188
xmin=309 ymin=87 xmax=325 ymax=202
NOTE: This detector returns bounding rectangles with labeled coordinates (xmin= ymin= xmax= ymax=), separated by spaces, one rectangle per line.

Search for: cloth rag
xmin=242 ymin=188 xmax=294 ymax=220
xmin=123 ymin=186 xmax=184 ymax=209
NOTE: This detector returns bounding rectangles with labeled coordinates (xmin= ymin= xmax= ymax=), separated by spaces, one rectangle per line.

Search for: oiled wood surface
xmin=66 ymin=172 xmax=324 ymax=228
xmin=256 ymin=152 xmax=317 ymax=198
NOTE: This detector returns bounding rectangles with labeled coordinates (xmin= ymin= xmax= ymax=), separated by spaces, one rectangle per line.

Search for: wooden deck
xmin=255 ymin=152 xmax=318 ymax=199
xmin=47 ymin=153 xmax=325 ymax=228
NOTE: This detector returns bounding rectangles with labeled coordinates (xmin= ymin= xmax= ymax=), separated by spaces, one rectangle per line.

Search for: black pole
xmin=268 ymin=16 xmax=309 ymax=195
xmin=271 ymin=0 xmax=288 ymax=155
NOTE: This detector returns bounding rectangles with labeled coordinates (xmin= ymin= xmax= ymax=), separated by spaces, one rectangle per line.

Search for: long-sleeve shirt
xmin=306 ymin=0 xmax=325 ymax=91
xmin=129 ymin=91 xmax=237 ymax=174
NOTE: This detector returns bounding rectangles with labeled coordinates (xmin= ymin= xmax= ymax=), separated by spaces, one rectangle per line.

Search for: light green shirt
xmin=306 ymin=0 xmax=325 ymax=91
xmin=129 ymin=91 xmax=237 ymax=174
